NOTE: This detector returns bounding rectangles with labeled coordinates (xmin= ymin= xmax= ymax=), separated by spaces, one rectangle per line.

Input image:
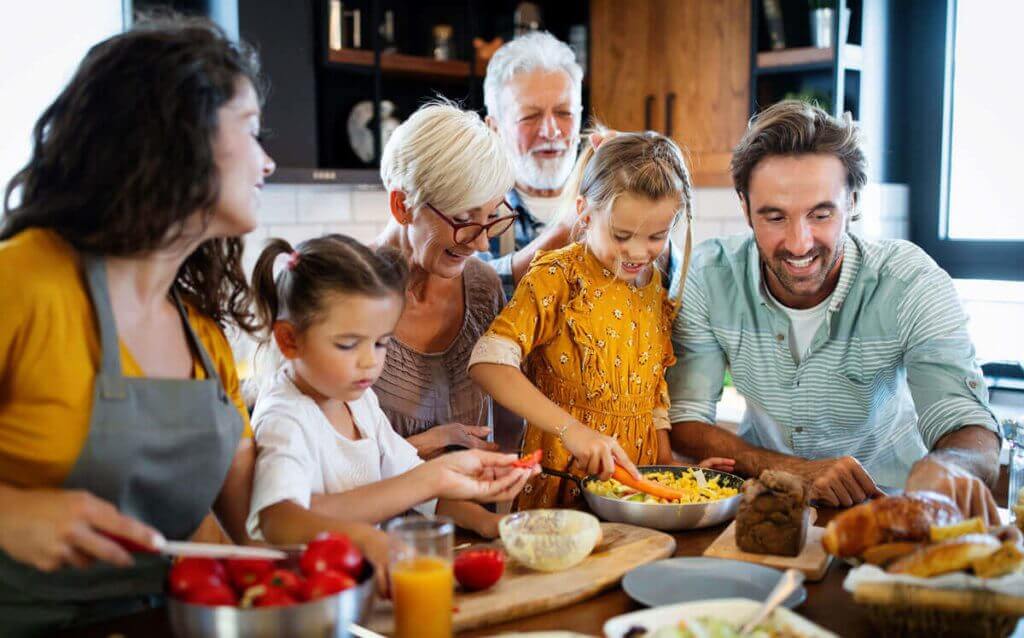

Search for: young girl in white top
xmin=246 ymin=234 xmax=535 ymax=543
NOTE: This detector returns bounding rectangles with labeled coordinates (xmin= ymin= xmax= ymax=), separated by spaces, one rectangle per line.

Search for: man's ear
xmin=272 ymin=321 xmax=301 ymax=359
xmin=484 ymin=114 xmax=499 ymax=134
xmin=389 ymin=190 xmax=412 ymax=225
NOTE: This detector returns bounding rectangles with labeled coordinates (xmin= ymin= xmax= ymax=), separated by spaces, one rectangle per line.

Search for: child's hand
xmin=425 ymin=450 xmax=537 ymax=503
xmin=697 ymin=457 xmax=736 ymax=473
xmin=350 ymin=526 xmax=391 ymax=598
xmin=563 ymin=423 xmax=639 ymax=480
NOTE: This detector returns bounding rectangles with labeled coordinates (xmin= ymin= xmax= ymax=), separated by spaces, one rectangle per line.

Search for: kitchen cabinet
xmin=590 ymin=0 xmax=750 ymax=187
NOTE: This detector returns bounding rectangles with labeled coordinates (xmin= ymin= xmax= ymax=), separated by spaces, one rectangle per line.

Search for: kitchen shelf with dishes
xmin=326 ymin=49 xmax=472 ymax=81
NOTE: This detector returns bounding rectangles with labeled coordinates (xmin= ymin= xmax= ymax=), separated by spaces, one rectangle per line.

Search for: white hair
xmin=380 ymin=101 xmax=515 ymax=213
xmin=483 ymin=31 xmax=583 ymax=122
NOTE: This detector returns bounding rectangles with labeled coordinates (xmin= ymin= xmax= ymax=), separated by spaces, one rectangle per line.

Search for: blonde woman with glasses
xmin=374 ymin=102 xmax=520 ymax=459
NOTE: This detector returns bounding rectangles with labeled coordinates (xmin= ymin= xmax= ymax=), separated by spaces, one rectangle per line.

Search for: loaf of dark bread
xmin=735 ymin=470 xmax=810 ymax=557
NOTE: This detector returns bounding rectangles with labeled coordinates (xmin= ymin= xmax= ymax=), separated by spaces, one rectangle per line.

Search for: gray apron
xmin=0 ymin=255 xmax=244 ymax=636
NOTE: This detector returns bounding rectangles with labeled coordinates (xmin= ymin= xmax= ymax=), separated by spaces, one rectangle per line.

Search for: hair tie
xmin=286 ymin=251 xmax=301 ymax=270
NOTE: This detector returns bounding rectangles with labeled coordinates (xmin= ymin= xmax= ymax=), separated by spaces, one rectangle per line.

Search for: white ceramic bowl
xmin=499 ymin=509 xmax=601 ymax=572
xmin=603 ymin=598 xmax=837 ymax=638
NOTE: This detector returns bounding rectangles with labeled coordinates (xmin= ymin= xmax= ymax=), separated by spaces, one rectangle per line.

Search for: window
xmin=909 ymin=1 xmax=1024 ymax=281
xmin=0 ymin=1 xmax=124 ymax=203
xmin=945 ymin=2 xmax=1024 ymax=241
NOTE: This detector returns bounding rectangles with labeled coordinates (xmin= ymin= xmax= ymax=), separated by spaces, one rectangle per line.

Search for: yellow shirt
xmin=0 ymin=229 xmax=252 ymax=488
xmin=481 ymin=242 xmax=676 ymax=509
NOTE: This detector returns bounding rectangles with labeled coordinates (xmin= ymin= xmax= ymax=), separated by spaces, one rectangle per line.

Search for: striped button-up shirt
xmin=666 ymin=232 xmax=1000 ymax=487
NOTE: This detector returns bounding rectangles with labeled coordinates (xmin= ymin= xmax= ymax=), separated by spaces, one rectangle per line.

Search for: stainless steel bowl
xmin=168 ymin=563 xmax=375 ymax=638
xmin=560 ymin=465 xmax=744 ymax=531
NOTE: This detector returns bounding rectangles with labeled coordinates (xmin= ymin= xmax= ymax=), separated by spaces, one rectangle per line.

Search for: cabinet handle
xmin=664 ymin=92 xmax=676 ymax=137
xmin=644 ymin=95 xmax=654 ymax=131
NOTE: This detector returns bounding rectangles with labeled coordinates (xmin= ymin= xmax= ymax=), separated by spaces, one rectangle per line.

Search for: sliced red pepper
xmin=511 ymin=449 xmax=543 ymax=468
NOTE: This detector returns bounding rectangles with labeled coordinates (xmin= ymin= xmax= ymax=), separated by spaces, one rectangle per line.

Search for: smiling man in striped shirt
xmin=667 ymin=100 xmax=1002 ymax=522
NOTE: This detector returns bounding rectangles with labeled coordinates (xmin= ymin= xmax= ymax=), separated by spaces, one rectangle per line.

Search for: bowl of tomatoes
xmin=167 ymin=532 xmax=375 ymax=638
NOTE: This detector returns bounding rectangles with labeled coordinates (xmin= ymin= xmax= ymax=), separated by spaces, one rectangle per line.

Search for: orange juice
xmin=392 ymin=555 xmax=454 ymax=638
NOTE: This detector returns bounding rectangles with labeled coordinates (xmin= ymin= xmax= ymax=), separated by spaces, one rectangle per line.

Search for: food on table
xmin=300 ymin=531 xmax=365 ymax=578
xmin=499 ymin=509 xmax=602 ymax=572
xmin=454 ymin=548 xmax=505 ymax=591
xmin=587 ymin=468 xmax=739 ymax=505
xmin=168 ymin=557 xmax=229 ymax=599
xmin=623 ymin=615 xmax=810 ymax=637
xmin=860 ymin=542 xmax=923 ymax=568
xmin=392 ymin=555 xmax=454 ymax=638
xmin=240 ymin=583 xmax=299 ymax=608
xmin=821 ymin=491 xmax=962 ymax=558
xmin=735 ymin=470 xmax=810 ymax=557
xmin=888 ymin=533 xmax=1001 ymax=577
xmin=166 ymin=532 xmax=365 ymax=608
xmin=302 ymin=569 xmax=357 ymax=599
xmin=224 ymin=557 xmax=277 ymax=590
xmin=512 ymin=449 xmax=543 ymax=468
xmin=261 ymin=568 xmax=306 ymax=598
xmin=929 ymin=517 xmax=986 ymax=543
xmin=970 ymin=540 xmax=1024 ymax=578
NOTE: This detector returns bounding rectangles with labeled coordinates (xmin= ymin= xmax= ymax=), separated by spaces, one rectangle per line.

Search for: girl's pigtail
xmin=251 ymin=238 xmax=294 ymax=336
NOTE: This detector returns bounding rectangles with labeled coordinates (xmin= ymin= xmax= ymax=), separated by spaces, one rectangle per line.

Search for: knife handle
xmin=100 ymin=531 xmax=159 ymax=554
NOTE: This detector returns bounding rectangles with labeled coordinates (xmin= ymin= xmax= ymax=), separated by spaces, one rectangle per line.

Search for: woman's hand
xmin=561 ymin=423 xmax=639 ymax=480
xmin=408 ymin=423 xmax=499 ymax=459
xmin=421 ymin=450 xmax=537 ymax=503
xmin=0 ymin=486 xmax=161 ymax=572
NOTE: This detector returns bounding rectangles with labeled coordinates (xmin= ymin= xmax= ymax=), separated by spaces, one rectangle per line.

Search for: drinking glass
xmin=387 ymin=516 xmax=454 ymax=638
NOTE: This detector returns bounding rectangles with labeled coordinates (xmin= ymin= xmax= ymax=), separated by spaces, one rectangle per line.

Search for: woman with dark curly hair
xmin=0 ymin=14 xmax=386 ymax=634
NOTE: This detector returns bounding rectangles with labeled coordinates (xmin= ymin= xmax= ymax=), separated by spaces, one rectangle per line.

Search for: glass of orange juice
xmin=387 ymin=516 xmax=454 ymax=638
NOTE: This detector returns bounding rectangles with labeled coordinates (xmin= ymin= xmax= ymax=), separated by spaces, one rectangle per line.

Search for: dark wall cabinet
xmin=236 ymin=0 xmax=590 ymax=184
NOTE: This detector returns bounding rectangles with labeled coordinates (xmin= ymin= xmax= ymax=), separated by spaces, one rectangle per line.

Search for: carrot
xmin=610 ymin=465 xmax=687 ymax=501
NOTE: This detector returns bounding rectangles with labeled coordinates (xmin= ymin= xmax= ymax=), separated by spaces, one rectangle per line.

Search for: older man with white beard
xmin=480 ymin=31 xmax=583 ymax=300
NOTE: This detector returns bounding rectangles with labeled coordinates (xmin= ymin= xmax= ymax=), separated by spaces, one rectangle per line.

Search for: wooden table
xmin=59 ymin=470 xmax=1012 ymax=638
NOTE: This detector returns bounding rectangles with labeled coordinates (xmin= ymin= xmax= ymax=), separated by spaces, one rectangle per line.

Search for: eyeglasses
xmin=424 ymin=200 xmax=518 ymax=245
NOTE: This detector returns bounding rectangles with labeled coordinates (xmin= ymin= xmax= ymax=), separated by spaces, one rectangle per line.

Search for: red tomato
xmin=240 ymin=584 xmax=298 ymax=608
xmin=303 ymin=569 xmax=356 ymax=600
xmin=300 ymin=532 xmax=364 ymax=579
xmin=454 ymin=549 xmax=505 ymax=591
xmin=185 ymin=583 xmax=237 ymax=606
xmin=260 ymin=568 xmax=306 ymax=599
xmin=168 ymin=558 xmax=228 ymax=599
xmin=224 ymin=558 xmax=277 ymax=591
xmin=511 ymin=449 xmax=543 ymax=469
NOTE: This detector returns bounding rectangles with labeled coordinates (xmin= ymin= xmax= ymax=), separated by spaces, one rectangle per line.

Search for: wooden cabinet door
xmin=659 ymin=0 xmax=750 ymax=186
xmin=590 ymin=0 xmax=750 ymax=186
xmin=590 ymin=0 xmax=663 ymax=133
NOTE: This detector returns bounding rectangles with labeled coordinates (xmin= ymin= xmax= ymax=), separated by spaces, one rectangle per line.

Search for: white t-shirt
xmin=766 ymin=288 xmax=832 ymax=365
xmin=246 ymin=366 xmax=435 ymax=539
xmin=517 ymin=189 xmax=564 ymax=225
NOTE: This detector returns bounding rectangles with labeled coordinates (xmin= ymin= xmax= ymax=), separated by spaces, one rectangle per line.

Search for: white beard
xmin=511 ymin=140 xmax=578 ymax=192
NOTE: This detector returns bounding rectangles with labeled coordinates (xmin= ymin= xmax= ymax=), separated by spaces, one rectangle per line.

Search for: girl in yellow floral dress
xmin=469 ymin=131 xmax=733 ymax=509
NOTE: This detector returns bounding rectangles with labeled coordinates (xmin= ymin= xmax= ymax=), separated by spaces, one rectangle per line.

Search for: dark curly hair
xmin=1 ymin=13 xmax=266 ymax=330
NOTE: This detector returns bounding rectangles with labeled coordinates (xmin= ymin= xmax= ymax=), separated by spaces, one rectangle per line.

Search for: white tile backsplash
xmin=352 ymin=189 xmax=390 ymax=223
xmin=257 ymin=186 xmax=297 ymax=224
xmin=295 ymin=185 xmax=352 ymax=223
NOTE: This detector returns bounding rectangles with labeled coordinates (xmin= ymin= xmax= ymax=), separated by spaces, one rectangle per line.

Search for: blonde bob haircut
xmin=380 ymin=100 xmax=515 ymax=214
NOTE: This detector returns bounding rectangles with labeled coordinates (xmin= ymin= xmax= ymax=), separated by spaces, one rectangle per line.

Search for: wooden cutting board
xmin=702 ymin=516 xmax=832 ymax=581
xmin=367 ymin=523 xmax=675 ymax=635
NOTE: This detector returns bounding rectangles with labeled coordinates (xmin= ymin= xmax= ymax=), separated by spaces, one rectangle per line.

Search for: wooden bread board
xmin=367 ymin=523 xmax=676 ymax=635
xmin=703 ymin=516 xmax=832 ymax=581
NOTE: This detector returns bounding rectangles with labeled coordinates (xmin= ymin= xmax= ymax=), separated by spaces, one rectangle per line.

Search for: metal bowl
xmin=579 ymin=465 xmax=744 ymax=531
xmin=168 ymin=563 xmax=375 ymax=638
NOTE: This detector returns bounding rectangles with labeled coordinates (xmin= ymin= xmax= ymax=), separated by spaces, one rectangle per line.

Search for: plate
xmin=622 ymin=557 xmax=807 ymax=608
xmin=604 ymin=598 xmax=837 ymax=638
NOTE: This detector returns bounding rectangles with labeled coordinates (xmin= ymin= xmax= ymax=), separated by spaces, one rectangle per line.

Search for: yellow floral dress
xmin=480 ymin=242 xmax=677 ymax=510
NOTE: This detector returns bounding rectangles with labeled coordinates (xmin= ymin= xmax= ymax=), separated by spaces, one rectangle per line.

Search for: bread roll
xmin=735 ymin=470 xmax=810 ymax=557
xmin=888 ymin=533 xmax=1000 ymax=577
xmin=822 ymin=491 xmax=962 ymax=558
xmin=971 ymin=540 xmax=1024 ymax=579
xmin=860 ymin=542 xmax=923 ymax=567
